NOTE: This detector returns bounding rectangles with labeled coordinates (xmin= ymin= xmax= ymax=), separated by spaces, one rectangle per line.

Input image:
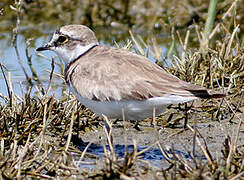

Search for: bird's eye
xmin=57 ymin=35 xmax=68 ymax=44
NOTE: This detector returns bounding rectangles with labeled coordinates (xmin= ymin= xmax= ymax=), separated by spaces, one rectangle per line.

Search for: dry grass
xmin=0 ymin=0 xmax=243 ymax=179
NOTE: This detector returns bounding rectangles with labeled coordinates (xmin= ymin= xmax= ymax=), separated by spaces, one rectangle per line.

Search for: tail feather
xmin=187 ymin=89 xmax=226 ymax=99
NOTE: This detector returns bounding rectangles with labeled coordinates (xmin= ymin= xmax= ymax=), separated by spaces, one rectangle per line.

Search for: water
xmin=77 ymin=143 xmax=207 ymax=169
xmin=79 ymin=143 xmax=201 ymax=160
xmin=0 ymin=31 xmax=59 ymax=98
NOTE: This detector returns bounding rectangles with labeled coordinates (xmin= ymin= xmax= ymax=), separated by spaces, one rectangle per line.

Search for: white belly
xmin=70 ymin=86 xmax=198 ymax=120
xmin=78 ymin=96 xmax=167 ymax=120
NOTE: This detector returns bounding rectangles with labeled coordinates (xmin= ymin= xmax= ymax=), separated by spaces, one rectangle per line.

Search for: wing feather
xmin=66 ymin=46 xmax=225 ymax=102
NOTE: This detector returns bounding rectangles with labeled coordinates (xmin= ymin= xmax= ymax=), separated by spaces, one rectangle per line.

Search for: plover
xmin=36 ymin=25 xmax=225 ymax=120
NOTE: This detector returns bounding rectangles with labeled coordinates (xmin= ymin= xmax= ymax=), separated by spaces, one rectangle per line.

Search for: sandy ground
xmin=80 ymin=114 xmax=244 ymax=167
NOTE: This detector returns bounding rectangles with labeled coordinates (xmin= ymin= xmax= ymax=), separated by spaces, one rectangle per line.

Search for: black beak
xmin=36 ymin=44 xmax=52 ymax=51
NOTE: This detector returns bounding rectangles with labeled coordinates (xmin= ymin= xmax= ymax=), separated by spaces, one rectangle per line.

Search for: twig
xmin=25 ymin=38 xmax=45 ymax=95
xmin=122 ymin=108 xmax=129 ymax=162
xmin=11 ymin=0 xmax=33 ymax=86
xmin=33 ymin=103 xmax=48 ymax=159
xmin=187 ymin=125 xmax=215 ymax=169
xmin=102 ymin=114 xmax=116 ymax=161
xmin=129 ymin=30 xmax=145 ymax=55
xmin=224 ymin=25 xmax=240 ymax=60
xmin=65 ymin=102 xmax=76 ymax=152
xmin=0 ymin=63 xmax=11 ymax=105
xmin=78 ymin=142 xmax=92 ymax=162
xmin=228 ymin=88 xmax=243 ymax=122
xmin=46 ymin=58 xmax=55 ymax=94
xmin=16 ymin=132 xmax=31 ymax=178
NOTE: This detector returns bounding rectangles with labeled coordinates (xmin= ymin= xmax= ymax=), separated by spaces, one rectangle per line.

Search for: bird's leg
xmin=183 ymin=102 xmax=188 ymax=128
xmin=183 ymin=102 xmax=194 ymax=128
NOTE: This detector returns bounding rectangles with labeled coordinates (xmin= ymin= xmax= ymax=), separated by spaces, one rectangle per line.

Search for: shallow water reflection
xmin=78 ymin=143 xmax=207 ymax=169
